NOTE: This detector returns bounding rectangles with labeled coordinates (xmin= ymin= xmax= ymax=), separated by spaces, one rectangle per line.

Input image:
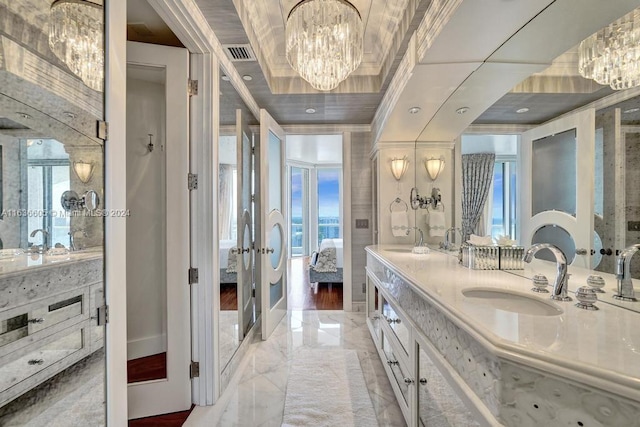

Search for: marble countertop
xmin=0 ymin=247 xmax=103 ymax=277
xmin=367 ymin=244 xmax=640 ymax=401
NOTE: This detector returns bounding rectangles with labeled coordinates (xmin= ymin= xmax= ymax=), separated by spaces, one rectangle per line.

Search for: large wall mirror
xmin=0 ymin=0 xmax=106 ymax=424
xmin=218 ymin=65 xmax=258 ymax=382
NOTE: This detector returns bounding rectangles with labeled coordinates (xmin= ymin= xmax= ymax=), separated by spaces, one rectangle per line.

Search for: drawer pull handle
xmin=419 ymin=378 xmax=428 ymax=385
xmin=28 ymin=359 xmax=44 ymax=365
xmin=28 ymin=318 xmax=45 ymax=324
xmin=387 ymin=360 xmax=399 ymax=366
xmin=403 ymin=377 xmax=414 ymax=384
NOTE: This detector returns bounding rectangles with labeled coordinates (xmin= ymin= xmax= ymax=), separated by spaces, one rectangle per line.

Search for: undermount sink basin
xmin=384 ymin=248 xmax=413 ymax=253
xmin=462 ymin=287 xmax=563 ymax=316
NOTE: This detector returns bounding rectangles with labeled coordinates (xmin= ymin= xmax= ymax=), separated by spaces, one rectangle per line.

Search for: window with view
xmin=317 ymin=168 xmax=341 ymax=246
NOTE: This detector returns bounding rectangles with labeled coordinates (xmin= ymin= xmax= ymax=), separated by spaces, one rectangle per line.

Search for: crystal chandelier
xmin=49 ymin=0 xmax=104 ymax=92
xmin=578 ymin=8 xmax=640 ymax=90
xmin=286 ymin=0 xmax=363 ymax=91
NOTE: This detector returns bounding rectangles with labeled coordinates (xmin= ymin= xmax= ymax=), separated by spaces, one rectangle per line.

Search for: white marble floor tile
xmin=187 ymin=310 xmax=406 ymax=426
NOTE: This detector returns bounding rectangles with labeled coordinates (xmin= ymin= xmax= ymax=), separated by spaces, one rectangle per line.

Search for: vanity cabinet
xmin=366 ymin=273 xmax=483 ymax=426
xmin=0 ymin=256 xmax=104 ymax=407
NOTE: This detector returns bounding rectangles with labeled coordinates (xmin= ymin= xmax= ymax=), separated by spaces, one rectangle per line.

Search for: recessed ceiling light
xmin=242 ymin=75 xmax=252 ymax=81
xmin=16 ymin=112 xmax=31 ymax=119
xmin=305 ymin=108 xmax=316 ymax=114
xmin=516 ymin=107 xmax=530 ymax=114
xmin=624 ymin=107 xmax=640 ymax=114
xmin=63 ymin=111 xmax=76 ymax=119
xmin=456 ymin=107 xmax=470 ymax=115
xmin=408 ymin=107 xmax=421 ymax=114
xmin=221 ymin=75 xmax=230 ymax=81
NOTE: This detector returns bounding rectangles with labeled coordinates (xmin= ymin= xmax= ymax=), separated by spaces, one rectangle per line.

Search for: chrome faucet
xmin=29 ymin=229 xmax=49 ymax=253
xmin=441 ymin=227 xmax=462 ymax=250
xmin=406 ymin=227 xmax=424 ymax=247
xmin=614 ymin=244 xmax=640 ymax=301
xmin=522 ymin=243 xmax=572 ymax=301
xmin=69 ymin=229 xmax=88 ymax=251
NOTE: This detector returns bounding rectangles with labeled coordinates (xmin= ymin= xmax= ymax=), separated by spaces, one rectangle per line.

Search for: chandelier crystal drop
xmin=578 ymin=8 xmax=640 ymax=90
xmin=286 ymin=0 xmax=363 ymax=91
xmin=49 ymin=0 xmax=104 ymax=92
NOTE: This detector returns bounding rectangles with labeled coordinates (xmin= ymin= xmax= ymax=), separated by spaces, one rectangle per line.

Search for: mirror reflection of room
xmin=0 ymin=0 xmax=106 ymax=422
xmin=286 ymin=135 xmax=344 ymax=310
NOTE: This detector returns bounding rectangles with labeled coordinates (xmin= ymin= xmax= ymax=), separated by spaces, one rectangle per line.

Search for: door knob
xmin=419 ymin=378 xmax=428 ymax=385
xmin=600 ymin=248 xmax=613 ymax=256
xmin=575 ymin=248 xmax=587 ymax=256
xmin=28 ymin=359 xmax=44 ymax=365
xmin=265 ymin=248 xmax=275 ymax=254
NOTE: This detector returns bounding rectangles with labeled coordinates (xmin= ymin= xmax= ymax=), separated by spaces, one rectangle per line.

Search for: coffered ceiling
xmin=194 ymin=0 xmax=432 ymax=124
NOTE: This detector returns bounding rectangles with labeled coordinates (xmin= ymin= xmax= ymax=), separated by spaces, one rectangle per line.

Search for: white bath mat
xmin=282 ymin=349 xmax=379 ymax=427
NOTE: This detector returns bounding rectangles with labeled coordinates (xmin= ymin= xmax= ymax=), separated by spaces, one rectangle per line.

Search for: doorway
xmin=286 ymin=135 xmax=344 ymax=310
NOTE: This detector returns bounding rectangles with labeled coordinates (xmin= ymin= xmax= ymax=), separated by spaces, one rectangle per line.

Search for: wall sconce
xmin=73 ymin=160 xmax=95 ymax=184
xmin=390 ymin=156 xmax=409 ymax=181
xmin=424 ymin=156 xmax=445 ymax=181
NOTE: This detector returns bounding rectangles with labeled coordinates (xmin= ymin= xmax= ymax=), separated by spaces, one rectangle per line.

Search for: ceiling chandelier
xmin=286 ymin=0 xmax=363 ymax=91
xmin=578 ymin=8 xmax=640 ymax=90
xmin=49 ymin=0 xmax=104 ymax=92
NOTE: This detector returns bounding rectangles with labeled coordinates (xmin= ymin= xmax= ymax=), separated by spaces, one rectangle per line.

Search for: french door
xmin=257 ymin=109 xmax=288 ymax=339
xmin=236 ymin=109 xmax=254 ymax=338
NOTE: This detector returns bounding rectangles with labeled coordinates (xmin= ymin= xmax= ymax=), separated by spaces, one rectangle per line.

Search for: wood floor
xmin=128 ymin=406 xmax=194 ymax=427
xmin=127 ymin=352 xmax=166 ymax=383
xmin=288 ymin=257 xmax=343 ymax=310
xmin=219 ymin=257 xmax=343 ymax=311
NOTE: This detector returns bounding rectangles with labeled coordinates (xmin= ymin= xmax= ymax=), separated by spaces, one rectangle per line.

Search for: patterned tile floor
xmin=185 ymin=310 xmax=405 ymax=426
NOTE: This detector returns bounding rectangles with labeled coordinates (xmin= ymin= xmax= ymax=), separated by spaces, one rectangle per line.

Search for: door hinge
xmin=190 ymin=361 xmax=200 ymax=378
xmin=251 ymin=194 xmax=255 ymax=202
xmin=252 ymin=288 xmax=256 ymax=297
xmin=188 ymin=173 xmax=198 ymax=190
xmin=188 ymin=79 xmax=198 ymax=96
xmin=97 ymin=120 xmax=108 ymax=140
xmin=188 ymin=267 xmax=199 ymax=284
xmin=251 ymin=147 xmax=255 ymax=154
xmin=97 ymin=305 xmax=109 ymax=325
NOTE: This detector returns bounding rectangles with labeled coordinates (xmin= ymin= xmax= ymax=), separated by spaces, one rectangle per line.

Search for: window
xmin=317 ymin=168 xmax=341 ymax=245
xmin=491 ymin=159 xmax=517 ymax=240
xmin=26 ymin=139 xmax=71 ymax=249
xmin=290 ymin=167 xmax=309 ymax=256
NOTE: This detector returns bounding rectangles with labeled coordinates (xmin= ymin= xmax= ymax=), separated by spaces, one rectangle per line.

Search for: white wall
xmin=376 ymin=143 xmax=454 ymax=246
xmin=126 ymin=76 xmax=168 ymax=359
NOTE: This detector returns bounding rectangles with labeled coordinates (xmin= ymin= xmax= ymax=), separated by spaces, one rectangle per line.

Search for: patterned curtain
xmin=461 ymin=153 xmax=495 ymax=241
xmin=219 ymin=164 xmax=233 ymax=239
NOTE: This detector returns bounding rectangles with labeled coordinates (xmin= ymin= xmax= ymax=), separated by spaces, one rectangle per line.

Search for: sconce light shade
xmin=390 ymin=156 xmax=409 ymax=181
xmin=425 ymin=156 xmax=445 ymax=181
xmin=73 ymin=160 xmax=95 ymax=184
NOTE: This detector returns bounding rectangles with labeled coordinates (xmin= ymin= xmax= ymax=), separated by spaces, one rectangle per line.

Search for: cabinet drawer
xmin=382 ymin=332 xmax=410 ymax=406
xmin=382 ymin=299 xmax=410 ymax=356
xmin=0 ymin=327 xmax=84 ymax=394
xmin=0 ymin=314 xmax=28 ymax=347
xmin=28 ymin=294 xmax=84 ymax=334
xmin=89 ymin=284 xmax=104 ymax=352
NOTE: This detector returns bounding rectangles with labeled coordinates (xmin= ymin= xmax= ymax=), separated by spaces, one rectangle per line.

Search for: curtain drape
xmin=219 ymin=164 xmax=234 ymax=239
xmin=461 ymin=153 xmax=495 ymax=242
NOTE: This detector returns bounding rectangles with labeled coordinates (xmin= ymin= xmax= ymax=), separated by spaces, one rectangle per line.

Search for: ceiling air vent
xmin=223 ymin=44 xmax=256 ymax=62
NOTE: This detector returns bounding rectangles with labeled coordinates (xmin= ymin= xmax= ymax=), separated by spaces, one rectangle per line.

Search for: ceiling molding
xmin=464 ymin=124 xmax=535 ymax=135
xmin=149 ymin=0 xmax=261 ymax=119
xmin=371 ymin=34 xmax=417 ymax=145
xmin=416 ymin=0 xmax=462 ymax=62
xmin=232 ymin=0 xmax=426 ymax=94
xmin=544 ymin=86 xmax=640 ymax=125
xmin=281 ymin=124 xmax=371 ymax=134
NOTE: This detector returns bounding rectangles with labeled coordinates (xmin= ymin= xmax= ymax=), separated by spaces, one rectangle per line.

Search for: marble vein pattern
xmin=187 ymin=310 xmax=405 ymax=426
xmin=367 ymin=248 xmax=640 ymax=426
